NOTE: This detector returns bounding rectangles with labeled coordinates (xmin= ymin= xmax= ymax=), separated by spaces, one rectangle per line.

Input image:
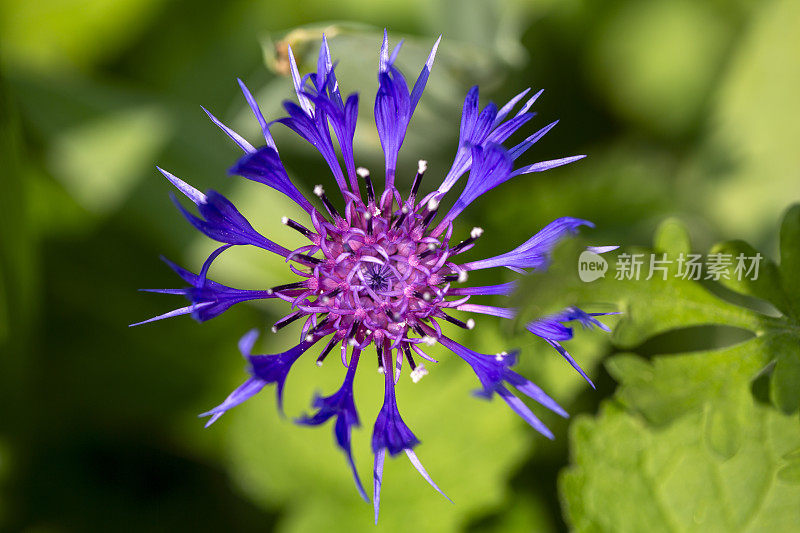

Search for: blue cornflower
xmin=134 ymin=31 xmax=612 ymax=521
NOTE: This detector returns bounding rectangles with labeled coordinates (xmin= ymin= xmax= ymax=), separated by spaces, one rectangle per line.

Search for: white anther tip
xmin=466 ymin=318 xmax=475 ymax=330
xmin=457 ymin=271 xmax=468 ymax=283
xmin=470 ymin=227 xmax=484 ymax=239
xmin=266 ymin=289 xmax=274 ymax=295
xmin=410 ymin=364 xmax=428 ymax=383
xmin=422 ymin=335 xmax=436 ymax=346
xmin=281 ymin=216 xmax=288 ymax=225
xmin=356 ymin=167 xmax=370 ymax=178
xmin=427 ymin=198 xmax=439 ymax=210
xmin=313 ymin=184 xmax=324 ymax=196
xmin=305 ymin=334 xmax=313 ymax=342
xmin=417 ymin=160 xmax=428 ymax=174
xmin=316 ymin=361 xmax=323 ymax=367
xmin=348 ymin=338 xmax=358 ymax=346
xmin=377 ymin=366 xmax=385 ymax=374
xmin=270 ymin=326 xmax=278 ymax=333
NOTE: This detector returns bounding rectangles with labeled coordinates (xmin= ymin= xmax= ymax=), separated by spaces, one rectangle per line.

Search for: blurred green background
xmin=2 ymin=0 xmax=799 ymax=531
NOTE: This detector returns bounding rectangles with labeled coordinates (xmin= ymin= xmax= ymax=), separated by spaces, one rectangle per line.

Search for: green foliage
xmin=519 ymin=208 xmax=800 ymax=416
xmin=562 ymin=400 xmax=800 ymax=533
xmin=551 ymin=209 xmax=800 ymax=530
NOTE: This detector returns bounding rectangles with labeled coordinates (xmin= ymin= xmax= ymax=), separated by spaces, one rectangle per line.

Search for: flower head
xmin=134 ymin=30 xmax=612 ymax=522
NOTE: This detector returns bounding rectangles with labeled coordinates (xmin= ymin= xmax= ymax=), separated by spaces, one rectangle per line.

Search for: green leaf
xmin=561 ymin=398 xmax=800 ymax=532
xmin=557 ymin=210 xmax=800 ymax=530
xmin=771 ymin=339 xmax=800 ymax=415
xmin=605 ymin=336 xmax=766 ymax=428
xmin=711 ymin=240 xmax=787 ymax=315
xmin=518 ymin=208 xmax=800 ymax=414
xmin=779 ymin=204 xmax=800 ymax=319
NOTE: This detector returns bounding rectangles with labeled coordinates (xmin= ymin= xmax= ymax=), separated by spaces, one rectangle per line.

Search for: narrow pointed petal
xmin=287 ymin=44 xmax=314 ymax=116
xmin=545 ymin=339 xmax=595 ymax=389
xmin=503 ymin=369 xmax=568 ymax=418
xmin=388 ymin=38 xmax=404 ymax=65
xmin=199 ymin=377 xmax=266 ymax=426
xmin=129 ymin=302 xmax=211 ymax=327
xmin=508 ymin=120 xmax=558 ymax=160
xmin=511 ymin=155 xmax=586 ymax=177
xmin=249 ymin=337 xmax=320 ymax=412
xmin=150 ymin=257 xmax=276 ymax=323
xmin=373 ymin=448 xmax=386 ymax=524
xmin=516 ymin=88 xmax=544 ymax=116
xmin=464 ymin=217 xmax=593 ymax=271
xmin=237 ymin=78 xmax=277 ymax=150
xmin=197 ymin=244 xmax=233 ymax=285
xmin=447 ymin=282 xmax=517 ymax=296
xmin=405 ymin=449 xmax=452 ymax=502
xmin=456 ymin=303 xmax=515 ymax=319
xmin=409 ymin=35 xmax=441 ymax=111
xmin=157 ymin=166 xmax=206 ymax=204
xmin=317 ymin=35 xmax=336 ymax=94
xmin=379 ymin=29 xmax=389 ymax=73
xmin=238 ymin=328 xmax=260 ymax=356
xmin=201 ymin=106 xmax=256 ymax=153
xmin=347 ymin=451 xmax=369 ymax=502
xmin=588 ymin=245 xmax=619 ymax=254
xmin=497 ymin=385 xmax=554 ymax=439
xmin=494 ymin=87 xmax=530 ymax=126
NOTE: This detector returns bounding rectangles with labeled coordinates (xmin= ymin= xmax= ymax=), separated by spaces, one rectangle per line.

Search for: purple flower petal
xmin=464 ymin=217 xmax=593 ymax=271
xmin=447 ymin=282 xmax=517 ymax=296
xmin=201 ymin=105 xmax=256 ymax=153
xmin=439 ymin=143 xmax=514 ymax=228
xmin=248 ymin=336 xmax=320 ymax=412
xmin=511 ymin=155 xmax=586 ymax=176
xmin=172 ymin=190 xmax=291 ymax=256
xmin=157 ymin=166 xmax=206 ymax=205
xmin=373 ymin=447 xmax=386 ymax=525
xmin=229 ymin=146 xmax=316 ymax=213
xmin=132 ymin=256 xmax=275 ymax=324
xmin=439 ymin=336 xmax=566 ymax=436
xmin=297 ymin=348 xmax=368 ymax=501
xmin=405 ymin=449 xmax=451 ymax=502
xmin=372 ymin=364 xmax=419 ymax=455
xmin=374 ymin=31 xmax=440 ymax=190
xmin=237 ymin=78 xmax=277 ymax=150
